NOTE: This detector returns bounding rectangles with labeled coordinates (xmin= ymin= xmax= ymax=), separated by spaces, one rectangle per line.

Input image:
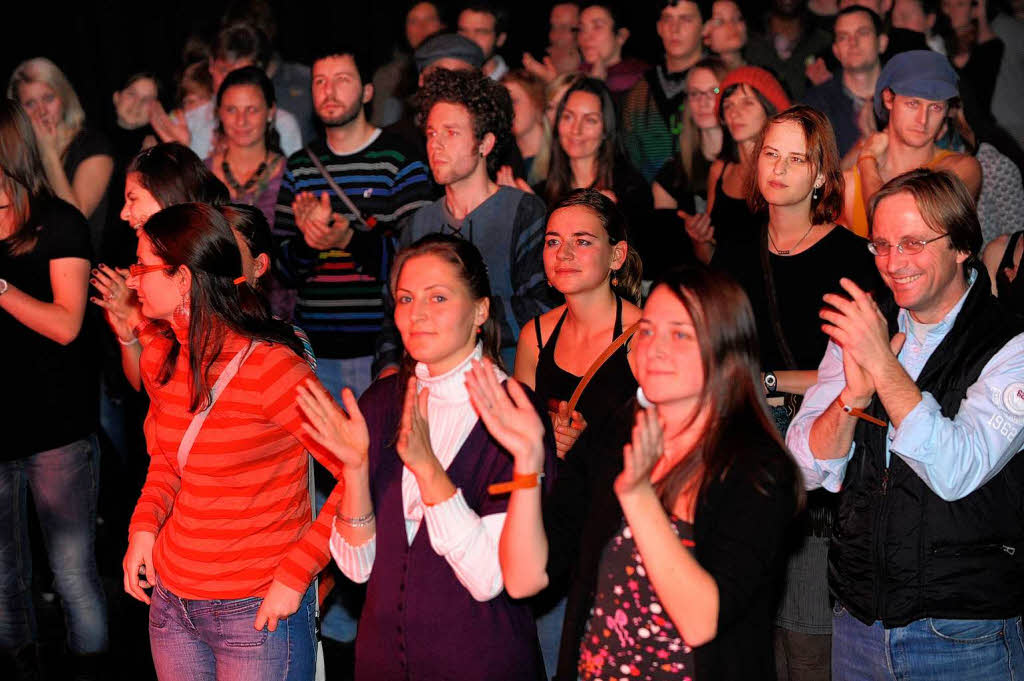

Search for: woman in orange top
xmin=121 ymin=202 xmax=342 ymax=681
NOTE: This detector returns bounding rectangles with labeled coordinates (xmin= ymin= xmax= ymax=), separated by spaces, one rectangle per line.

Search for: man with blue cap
xmin=841 ymin=50 xmax=981 ymax=238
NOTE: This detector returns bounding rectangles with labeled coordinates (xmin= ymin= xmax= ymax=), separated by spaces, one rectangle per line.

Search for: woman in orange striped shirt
xmin=121 ymin=202 xmax=341 ymax=681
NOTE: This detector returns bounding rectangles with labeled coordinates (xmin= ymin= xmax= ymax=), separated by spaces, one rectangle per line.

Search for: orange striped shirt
xmin=128 ymin=327 xmax=345 ymax=600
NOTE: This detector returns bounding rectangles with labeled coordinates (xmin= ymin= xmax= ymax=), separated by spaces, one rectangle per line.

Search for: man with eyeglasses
xmin=787 ymin=168 xmax=1024 ymax=681
xmin=840 ymin=49 xmax=982 ymax=238
xmin=620 ymin=0 xmax=706 ymax=183
xmin=803 ymin=6 xmax=888 ymax=161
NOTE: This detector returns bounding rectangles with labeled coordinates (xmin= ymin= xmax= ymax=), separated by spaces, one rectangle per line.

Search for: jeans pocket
xmin=149 ymin=587 xmax=171 ymax=630
xmin=928 ymin=618 xmax=1006 ymax=643
xmin=217 ymin=598 xmax=269 ymax=648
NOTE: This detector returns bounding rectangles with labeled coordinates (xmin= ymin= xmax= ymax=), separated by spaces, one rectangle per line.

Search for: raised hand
xmin=522 ymin=52 xmax=558 ymax=83
xmin=614 ymin=407 xmax=663 ymax=498
xmin=293 ymin=192 xmax=351 ymax=250
xmin=465 ymin=358 xmax=546 ymax=473
xmin=551 ymin=400 xmax=587 ymax=459
xmin=148 ymin=100 xmax=191 ymax=146
xmin=90 ymin=264 xmax=143 ymax=341
xmin=296 ymin=379 xmax=369 ymax=470
xmin=860 ymin=132 xmax=888 ymax=162
xmin=396 ymin=377 xmax=439 ymax=477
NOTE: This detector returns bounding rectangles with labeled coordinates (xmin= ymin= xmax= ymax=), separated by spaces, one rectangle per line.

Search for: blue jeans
xmin=149 ymin=578 xmax=316 ymax=681
xmin=832 ymin=602 xmax=1024 ymax=681
xmin=314 ymin=356 xmax=373 ymax=401
xmin=0 ymin=435 xmax=108 ymax=654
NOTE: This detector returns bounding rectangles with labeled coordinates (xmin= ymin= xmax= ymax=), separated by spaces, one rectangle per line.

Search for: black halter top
xmin=533 ymin=296 xmax=638 ymax=427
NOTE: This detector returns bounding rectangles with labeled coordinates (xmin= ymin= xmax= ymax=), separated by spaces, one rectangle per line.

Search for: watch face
xmin=765 ymin=373 xmax=777 ymax=390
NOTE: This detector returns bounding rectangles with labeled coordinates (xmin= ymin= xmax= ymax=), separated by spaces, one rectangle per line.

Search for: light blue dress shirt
xmin=786 ymin=274 xmax=1024 ymax=501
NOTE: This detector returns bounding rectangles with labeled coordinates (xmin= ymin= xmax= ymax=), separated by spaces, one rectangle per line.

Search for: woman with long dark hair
xmin=540 ymin=77 xmax=652 ymax=255
xmin=297 ymin=234 xmax=555 ymax=681
xmin=470 ymin=264 xmax=802 ymax=680
xmin=0 ymin=98 xmax=107 ymax=677
xmin=121 ymin=202 xmax=339 ymax=681
xmin=207 ymin=66 xmax=285 ymax=225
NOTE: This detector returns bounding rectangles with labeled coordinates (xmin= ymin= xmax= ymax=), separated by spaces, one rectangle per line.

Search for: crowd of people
xmin=3 ymin=1 xmax=1024 ymax=680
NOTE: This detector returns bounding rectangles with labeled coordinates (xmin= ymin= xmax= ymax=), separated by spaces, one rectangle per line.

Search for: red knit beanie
xmin=714 ymin=66 xmax=792 ymax=119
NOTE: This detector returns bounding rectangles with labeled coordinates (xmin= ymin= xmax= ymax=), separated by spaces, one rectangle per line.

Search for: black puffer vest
xmin=831 ymin=266 xmax=1024 ymax=627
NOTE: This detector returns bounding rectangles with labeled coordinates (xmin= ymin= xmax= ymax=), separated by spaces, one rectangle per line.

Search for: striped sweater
xmin=127 ymin=328 xmax=345 ymax=600
xmin=273 ymin=129 xmax=435 ymax=359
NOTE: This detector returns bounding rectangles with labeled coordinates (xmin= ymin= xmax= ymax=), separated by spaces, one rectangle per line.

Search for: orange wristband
xmin=488 ymin=471 xmax=544 ymax=495
xmin=837 ymin=396 xmax=887 ymax=427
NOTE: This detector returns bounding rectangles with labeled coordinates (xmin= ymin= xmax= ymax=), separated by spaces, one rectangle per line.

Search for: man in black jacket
xmin=787 ymin=168 xmax=1024 ymax=680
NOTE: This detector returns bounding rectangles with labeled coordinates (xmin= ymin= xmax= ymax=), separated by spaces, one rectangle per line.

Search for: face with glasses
xmin=127 ymin=233 xmax=187 ymax=322
xmin=870 ymin=191 xmax=968 ymax=323
xmin=686 ymin=68 xmax=722 ymax=129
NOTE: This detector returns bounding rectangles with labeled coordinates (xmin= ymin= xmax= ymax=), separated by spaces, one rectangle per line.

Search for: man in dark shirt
xmin=803 ymin=6 xmax=888 ymax=161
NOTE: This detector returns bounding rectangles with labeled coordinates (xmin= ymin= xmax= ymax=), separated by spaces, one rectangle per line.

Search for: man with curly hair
xmin=375 ymin=68 xmax=555 ymax=373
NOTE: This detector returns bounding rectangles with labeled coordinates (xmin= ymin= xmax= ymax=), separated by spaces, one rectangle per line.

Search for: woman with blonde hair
xmin=501 ymin=69 xmax=553 ymax=185
xmin=8 ymin=58 xmax=114 ymax=253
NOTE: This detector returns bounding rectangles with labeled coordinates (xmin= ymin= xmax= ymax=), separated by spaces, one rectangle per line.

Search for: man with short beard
xmin=274 ymin=45 xmax=434 ymax=401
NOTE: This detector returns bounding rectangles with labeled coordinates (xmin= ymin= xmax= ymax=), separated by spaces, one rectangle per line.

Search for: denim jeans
xmin=832 ymin=602 xmax=1024 ymax=681
xmin=314 ymin=356 xmax=373 ymax=402
xmin=0 ymin=435 xmax=108 ymax=654
xmin=149 ymin=578 xmax=316 ymax=681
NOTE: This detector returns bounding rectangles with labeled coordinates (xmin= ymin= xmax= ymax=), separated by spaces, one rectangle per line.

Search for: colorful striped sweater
xmin=127 ymin=328 xmax=346 ymax=600
xmin=273 ymin=129 xmax=435 ymax=359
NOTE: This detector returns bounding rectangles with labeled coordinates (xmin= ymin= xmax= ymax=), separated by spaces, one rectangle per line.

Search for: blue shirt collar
xmin=898 ymin=268 xmax=978 ymax=339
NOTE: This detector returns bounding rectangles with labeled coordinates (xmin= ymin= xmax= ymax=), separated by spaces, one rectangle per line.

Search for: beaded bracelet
xmin=337 ymin=510 xmax=375 ymax=528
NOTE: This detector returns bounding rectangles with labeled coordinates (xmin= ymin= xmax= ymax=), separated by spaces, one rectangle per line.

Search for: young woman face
xmin=506 ymin=80 xmax=543 ymax=139
xmin=543 ymin=205 xmax=625 ymax=296
xmin=705 ymin=0 xmax=747 ymax=54
xmin=393 ymin=253 xmax=489 ymax=374
xmin=17 ymin=81 xmax=63 ymax=129
xmin=756 ymin=120 xmax=822 ymax=208
xmin=126 ymin=232 xmax=182 ymax=322
xmin=218 ymin=84 xmax=273 ymax=150
xmin=557 ymin=90 xmax=604 ymax=163
xmin=114 ymin=77 xmax=159 ymax=129
xmin=633 ymin=284 xmax=705 ymax=410
xmin=721 ymin=84 xmax=769 ymax=145
xmin=121 ymin=172 xmax=163 ymax=231
xmin=578 ymin=6 xmax=622 ymax=66
xmin=686 ymin=67 xmax=722 ymax=130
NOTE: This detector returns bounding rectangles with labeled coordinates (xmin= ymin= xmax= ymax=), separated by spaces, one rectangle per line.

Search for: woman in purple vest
xmin=297 ymin=233 xmax=555 ymax=681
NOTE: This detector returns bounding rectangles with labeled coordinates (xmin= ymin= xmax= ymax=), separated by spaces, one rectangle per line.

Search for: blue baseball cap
xmin=873 ymin=50 xmax=959 ymax=122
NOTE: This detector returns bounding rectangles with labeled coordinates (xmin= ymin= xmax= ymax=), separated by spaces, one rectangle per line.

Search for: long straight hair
xmin=0 ymin=99 xmax=54 ymax=255
xmin=678 ymin=57 xmax=727 ymax=186
xmin=143 ymin=202 xmax=303 ymax=412
xmin=649 ymin=266 xmax=804 ymax=512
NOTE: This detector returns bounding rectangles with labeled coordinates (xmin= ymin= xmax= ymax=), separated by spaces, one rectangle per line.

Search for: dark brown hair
xmin=550 ymin=189 xmax=642 ymax=304
xmin=748 ymin=105 xmax=844 ymax=225
xmin=127 ymin=143 xmax=229 ymax=210
xmin=0 ymin=98 xmax=53 ymax=255
xmin=649 ymin=265 xmax=804 ymax=513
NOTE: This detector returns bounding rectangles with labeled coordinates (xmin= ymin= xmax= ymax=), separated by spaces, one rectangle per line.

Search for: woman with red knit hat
xmin=688 ymin=66 xmax=790 ymax=263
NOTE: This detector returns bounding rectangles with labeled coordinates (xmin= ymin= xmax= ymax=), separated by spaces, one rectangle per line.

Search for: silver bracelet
xmin=118 ymin=335 xmax=139 ymax=346
xmin=337 ymin=510 xmax=375 ymax=528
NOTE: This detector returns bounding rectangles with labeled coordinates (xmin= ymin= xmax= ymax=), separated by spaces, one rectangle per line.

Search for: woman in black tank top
xmin=514 ymin=189 xmax=642 ymax=460
xmin=983 ymin=230 xmax=1024 ymax=313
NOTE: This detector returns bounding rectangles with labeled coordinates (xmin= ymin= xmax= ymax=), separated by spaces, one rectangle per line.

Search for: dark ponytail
xmin=552 ymin=189 xmax=642 ymax=304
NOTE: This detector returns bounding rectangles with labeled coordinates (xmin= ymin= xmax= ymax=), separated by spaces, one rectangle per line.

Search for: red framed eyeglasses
xmin=128 ymin=264 xmax=174 ymax=277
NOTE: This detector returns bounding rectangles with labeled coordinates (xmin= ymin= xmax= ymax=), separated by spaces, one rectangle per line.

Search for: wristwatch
xmin=0 ymin=278 xmax=8 ymax=296
xmin=763 ymin=370 xmax=778 ymax=396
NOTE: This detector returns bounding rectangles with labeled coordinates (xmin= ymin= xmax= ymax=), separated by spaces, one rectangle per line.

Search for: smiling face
xmin=393 ymin=253 xmax=489 ymax=374
xmin=578 ymin=6 xmax=624 ymax=66
xmin=757 ymin=120 xmax=822 ymax=208
xmin=687 ymin=67 xmax=722 ymax=129
xmin=633 ymin=285 xmax=705 ymax=409
xmin=312 ymin=55 xmax=369 ymax=128
xmin=871 ymin=191 xmax=968 ymax=322
xmin=885 ymin=92 xmax=949 ymax=149
xmin=657 ymin=1 xmax=704 ymax=61
xmin=126 ymin=232 xmax=184 ymax=321
xmin=114 ymin=77 xmax=158 ymax=129
xmin=218 ymin=84 xmax=272 ymax=149
xmin=722 ymin=83 xmax=769 ymax=145
xmin=557 ymin=90 xmax=604 ymax=163
xmin=425 ymin=101 xmax=490 ymax=187
xmin=705 ymin=1 xmax=747 ymax=55
xmin=121 ymin=173 xmax=163 ymax=230
xmin=17 ymin=81 xmax=63 ymax=129
xmin=543 ymin=204 xmax=626 ymax=295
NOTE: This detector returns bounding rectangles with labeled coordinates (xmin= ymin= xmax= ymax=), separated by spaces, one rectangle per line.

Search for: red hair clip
xmin=234 ymin=275 xmax=247 ymax=285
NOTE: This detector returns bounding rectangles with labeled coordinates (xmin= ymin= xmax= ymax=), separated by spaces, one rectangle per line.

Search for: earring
xmin=173 ymin=291 xmax=191 ymax=328
xmin=812 ymin=186 xmax=820 ymax=200
xmin=611 ymin=275 xmax=619 ymax=287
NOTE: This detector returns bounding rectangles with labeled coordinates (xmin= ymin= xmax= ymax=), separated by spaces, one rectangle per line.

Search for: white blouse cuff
xmin=422 ymin=488 xmax=479 ymax=555
xmin=329 ymin=516 xmax=376 ymax=584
